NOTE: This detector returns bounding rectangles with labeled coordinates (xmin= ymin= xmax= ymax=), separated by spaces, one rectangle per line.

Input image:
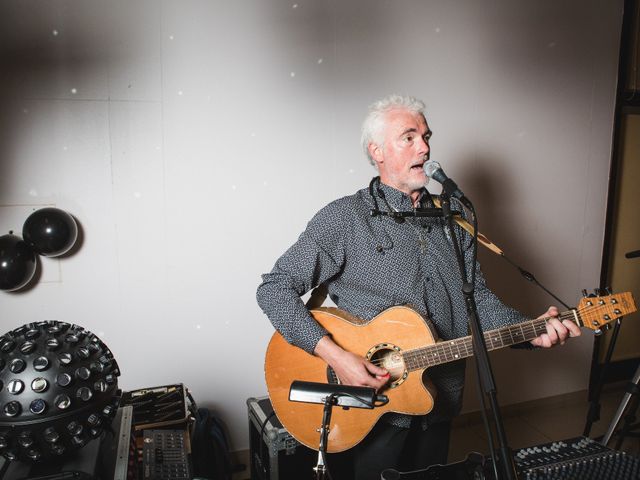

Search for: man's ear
xmin=368 ymin=142 xmax=383 ymax=167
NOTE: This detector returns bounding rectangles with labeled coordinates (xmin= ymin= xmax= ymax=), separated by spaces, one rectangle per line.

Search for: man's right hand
xmin=314 ymin=335 xmax=389 ymax=391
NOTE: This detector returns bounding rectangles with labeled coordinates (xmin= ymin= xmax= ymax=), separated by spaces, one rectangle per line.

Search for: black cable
xmin=443 ymin=197 xmax=467 ymax=282
xmin=469 ymin=203 xmax=478 ymax=287
xmin=474 ymin=362 xmax=500 ymax=480
xmin=259 ymin=410 xmax=276 ymax=476
xmin=369 ymin=176 xmax=457 ymax=222
xmin=500 ymin=255 xmax=571 ymax=310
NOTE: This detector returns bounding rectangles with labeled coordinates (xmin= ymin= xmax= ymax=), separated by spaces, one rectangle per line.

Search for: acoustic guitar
xmin=264 ymin=292 xmax=636 ymax=452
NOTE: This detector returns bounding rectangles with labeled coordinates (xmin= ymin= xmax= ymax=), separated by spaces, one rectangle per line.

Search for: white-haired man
xmin=257 ymin=94 xmax=579 ymax=479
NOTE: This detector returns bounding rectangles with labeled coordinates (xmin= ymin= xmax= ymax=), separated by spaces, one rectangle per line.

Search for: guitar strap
xmin=369 ymin=176 xmax=504 ymax=257
xmin=431 ymin=197 xmax=504 ymax=257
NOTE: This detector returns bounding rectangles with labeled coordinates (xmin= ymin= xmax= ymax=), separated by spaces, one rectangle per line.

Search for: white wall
xmin=0 ymin=0 xmax=623 ymax=450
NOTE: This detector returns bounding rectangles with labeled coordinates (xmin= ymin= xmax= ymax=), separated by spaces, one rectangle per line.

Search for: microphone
xmin=423 ymin=160 xmax=472 ymax=209
xmin=289 ymin=380 xmax=388 ymax=409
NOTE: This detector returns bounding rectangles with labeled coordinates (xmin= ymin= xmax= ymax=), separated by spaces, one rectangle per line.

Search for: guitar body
xmin=264 ymin=306 xmax=439 ymax=453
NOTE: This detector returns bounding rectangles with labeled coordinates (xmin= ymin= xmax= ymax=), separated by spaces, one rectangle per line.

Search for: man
xmin=257 ymin=94 xmax=580 ymax=479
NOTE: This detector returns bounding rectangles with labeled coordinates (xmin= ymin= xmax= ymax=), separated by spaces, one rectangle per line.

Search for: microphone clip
xmin=370 ymin=209 xmax=406 ymax=223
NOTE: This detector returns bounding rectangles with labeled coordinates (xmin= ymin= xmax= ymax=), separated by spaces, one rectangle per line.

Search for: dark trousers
xmin=328 ymin=420 xmax=451 ymax=480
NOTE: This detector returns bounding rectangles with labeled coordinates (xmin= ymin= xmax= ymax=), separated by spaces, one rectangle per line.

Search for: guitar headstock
xmin=576 ymin=292 xmax=637 ymax=331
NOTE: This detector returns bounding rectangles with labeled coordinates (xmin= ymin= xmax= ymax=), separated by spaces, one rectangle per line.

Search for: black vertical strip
xmin=590 ymin=0 xmax=636 ymax=399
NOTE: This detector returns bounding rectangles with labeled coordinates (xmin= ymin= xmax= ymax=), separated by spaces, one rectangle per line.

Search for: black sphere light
xmin=0 ymin=321 xmax=120 ymax=463
xmin=0 ymin=234 xmax=37 ymax=292
xmin=23 ymin=208 xmax=78 ymax=258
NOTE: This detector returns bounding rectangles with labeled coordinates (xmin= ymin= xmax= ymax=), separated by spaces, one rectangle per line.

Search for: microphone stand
xmin=314 ymin=393 xmax=338 ymax=480
xmin=592 ymin=250 xmax=639 ymax=442
xmin=288 ymin=380 xmax=388 ymax=480
xmin=440 ymin=194 xmax=518 ymax=480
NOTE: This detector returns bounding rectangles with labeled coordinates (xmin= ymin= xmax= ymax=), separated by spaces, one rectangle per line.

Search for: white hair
xmin=361 ymin=94 xmax=426 ymax=165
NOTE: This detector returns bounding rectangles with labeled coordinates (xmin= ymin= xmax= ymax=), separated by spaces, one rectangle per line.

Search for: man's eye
xmin=405 ymin=135 xmax=414 ymax=142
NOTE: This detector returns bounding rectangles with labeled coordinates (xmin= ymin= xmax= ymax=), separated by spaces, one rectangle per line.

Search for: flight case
xmin=247 ymin=396 xmax=316 ymax=480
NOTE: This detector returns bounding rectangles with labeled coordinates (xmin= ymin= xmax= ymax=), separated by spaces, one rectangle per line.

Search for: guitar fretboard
xmin=402 ymin=310 xmax=578 ymax=371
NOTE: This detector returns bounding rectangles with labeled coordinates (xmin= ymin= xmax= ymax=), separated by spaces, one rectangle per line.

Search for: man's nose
xmin=417 ymin=137 xmax=430 ymax=156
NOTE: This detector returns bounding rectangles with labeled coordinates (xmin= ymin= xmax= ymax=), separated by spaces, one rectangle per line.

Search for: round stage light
xmin=0 ymin=321 xmax=120 ymax=463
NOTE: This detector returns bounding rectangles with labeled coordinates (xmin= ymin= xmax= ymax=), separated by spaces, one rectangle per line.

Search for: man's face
xmin=369 ymin=109 xmax=431 ymax=197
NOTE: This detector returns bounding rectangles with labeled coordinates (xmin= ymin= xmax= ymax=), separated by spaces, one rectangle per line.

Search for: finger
xmin=365 ymin=360 xmax=387 ymax=376
xmin=538 ymin=306 xmax=559 ymax=319
xmin=531 ymin=334 xmax=550 ymax=348
xmin=374 ymin=376 xmax=390 ymax=391
xmin=545 ymin=322 xmax=559 ymax=345
xmin=353 ymin=371 xmax=380 ymax=388
xmin=548 ymin=318 xmax=569 ymax=344
xmin=358 ymin=374 xmax=384 ymax=390
xmin=563 ymin=320 xmax=582 ymax=338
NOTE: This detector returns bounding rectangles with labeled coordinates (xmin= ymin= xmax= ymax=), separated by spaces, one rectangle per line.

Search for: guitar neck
xmin=402 ymin=309 xmax=580 ymax=371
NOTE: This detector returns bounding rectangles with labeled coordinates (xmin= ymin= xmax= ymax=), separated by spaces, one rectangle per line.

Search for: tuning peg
xmin=603 ymin=324 xmax=612 ymax=331
xmin=593 ymin=329 xmax=603 ymax=336
xmin=582 ymin=289 xmax=588 ymax=297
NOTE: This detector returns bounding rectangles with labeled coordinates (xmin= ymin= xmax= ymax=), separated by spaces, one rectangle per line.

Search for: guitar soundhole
xmin=325 ymin=345 xmax=406 ymax=387
xmin=368 ymin=345 xmax=406 ymax=388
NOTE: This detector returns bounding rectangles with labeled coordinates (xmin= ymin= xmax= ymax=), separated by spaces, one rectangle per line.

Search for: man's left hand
xmin=529 ymin=306 xmax=582 ymax=348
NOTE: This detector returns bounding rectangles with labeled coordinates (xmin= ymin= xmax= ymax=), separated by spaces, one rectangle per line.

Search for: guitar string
xmin=366 ymin=323 xmax=589 ymax=368
xmin=394 ymin=308 xmax=598 ymax=362
xmin=362 ymin=303 xmax=624 ymax=368
xmin=301 ymin=301 xmax=629 ymax=376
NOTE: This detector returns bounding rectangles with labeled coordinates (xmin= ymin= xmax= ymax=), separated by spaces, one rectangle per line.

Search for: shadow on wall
xmin=456 ymin=152 xmax=560 ymax=317
xmin=478 ymin=1 xmax=605 ymax=81
xmin=0 ymin=0 xmax=110 ymax=202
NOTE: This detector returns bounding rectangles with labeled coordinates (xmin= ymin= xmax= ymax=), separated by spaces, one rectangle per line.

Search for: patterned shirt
xmin=257 ymin=180 xmax=528 ymax=427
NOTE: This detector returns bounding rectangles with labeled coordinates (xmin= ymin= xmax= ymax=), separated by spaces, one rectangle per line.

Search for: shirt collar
xmin=376 ymin=181 xmax=427 ymax=211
